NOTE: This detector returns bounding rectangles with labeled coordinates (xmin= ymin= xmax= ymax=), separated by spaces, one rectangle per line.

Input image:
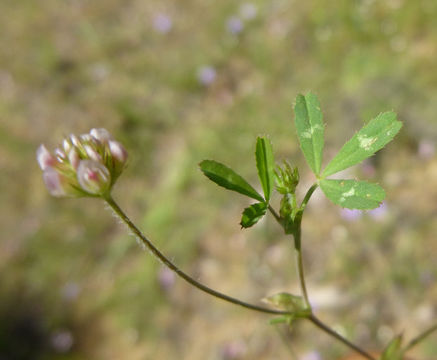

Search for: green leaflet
xmin=322 ymin=112 xmax=402 ymax=177
xmin=263 ymin=292 xmax=307 ymax=312
xmin=269 ymin=316 xmax=295 ymax=326
xmin=240 ymin=202 xmax=267 ymax=228
xmin=319 ymin=179 xmax=385 ymax=210
xmin=199 ymin=160 xmax=264 ymax=202
xmin=255 ymin=137 xmax=275 ymax=202
xmin=294 ymin=92 xmax=325 ymax=175
xmin=380 ymin=335 xmax=403 ymax=360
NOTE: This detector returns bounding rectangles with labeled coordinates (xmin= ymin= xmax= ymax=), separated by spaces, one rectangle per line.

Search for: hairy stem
xmin=104 ymin=195 xmax=288 ymax=316
xmin=403 ymin=322 xmax=437 ymax=353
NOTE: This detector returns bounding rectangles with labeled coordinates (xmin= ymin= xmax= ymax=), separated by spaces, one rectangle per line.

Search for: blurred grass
xmin=0 ymin=0 xmax=436 ymax=359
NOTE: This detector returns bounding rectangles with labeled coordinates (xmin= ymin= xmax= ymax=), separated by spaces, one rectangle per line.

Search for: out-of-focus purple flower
xmin=418 ymin=139 xmax=435 ymax=159
xmin=51 ymin=330 xmax=74 ymax=353
xmin=61 ymin=282 xmax=81 ymax=301
xmin=240 ymin=3 xmax=257 ymax=20
xmin=368 ymin=202 xmax=388 ymax=221
xmin=36 ymin=128 xmax=128 ymax=198
xmin=361 ymin=160 xmax=376 ymax=177
xmin=300 ymin=351 xmax=322 ymax=360
xmin=226 ymin=16 xmax=244 ymax=34
xmin=158 ymin=267 xmax=176 ymax=291
xmin=153 ymin=13 xmax=172 ymax=34
xmin=340 ymin=208 xmax=363 ymax=221
xmin=220 ymin=340 xmax=247 ymax=359
xmin=419 ymin=271 xmax=434 ymax=286
xmin=197 ymin=66 xmax=216 ymax=86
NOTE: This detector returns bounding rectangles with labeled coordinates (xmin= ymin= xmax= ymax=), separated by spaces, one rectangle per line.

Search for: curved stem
xmin=309 ymin=315 xmax=376 ymax=360
xmin=104 ymin=195 xmax=289 ymax=316
xmin=403 ymin=322 xmax=437 ymax=353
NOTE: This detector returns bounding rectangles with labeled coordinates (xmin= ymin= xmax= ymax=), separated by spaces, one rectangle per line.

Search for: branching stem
xmin=106 ymin=182 xmax=383 ymax=360
xmin=270 ymin=183 xmax=375 ymax=360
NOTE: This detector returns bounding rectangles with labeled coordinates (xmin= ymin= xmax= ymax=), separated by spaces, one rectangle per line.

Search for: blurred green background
xmin=1 ymin=0 xmax=436 ymax=359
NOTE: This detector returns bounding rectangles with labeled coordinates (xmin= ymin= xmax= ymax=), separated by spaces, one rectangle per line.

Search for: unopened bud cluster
xmin=37 ymin=128 xmax=128 ymax=197
xmin=274 ymin=161 xmax=300 ymax=234
xmin=274 ymin=161 xmax=299 ymax=195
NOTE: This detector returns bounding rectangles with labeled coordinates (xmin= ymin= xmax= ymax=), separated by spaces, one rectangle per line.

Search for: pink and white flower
xmin=37 ymin=128 xmax=128 ymax=197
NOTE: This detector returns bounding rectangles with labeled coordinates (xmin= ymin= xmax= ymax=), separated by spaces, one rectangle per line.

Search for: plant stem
xmin=403 ymin=322 xmax=437 ymax=353
xmin=271 ymin=183 xmax=375 ymax=360
xmin=268 ymin=204 xmax=281 ymax=223
xmin=104 ymin=195 xmax=289 ymax=316
xmin=293 ymin=225 xmax=311 ymax=307
xmin=309 ymin=315 xmax=376 ymax=360
xmin=291 ymin=184 xmax=318 ymax=308
xmin=300 ymin=183 xmax=318 ymax=211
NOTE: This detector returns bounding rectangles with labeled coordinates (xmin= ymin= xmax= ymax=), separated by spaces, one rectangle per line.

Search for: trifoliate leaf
xmin=294 ymin=92 xmax=325 ymax=175
xmin=319 ymin=179 xmax=385 ymax=210
xmin=255 ymin=136 xmax=275 ymax=202
xmin=199 ymin=160 xmax=264 ymax=202
xmin=240 ymin=202 xmax=267 ymax=228
xmin=322 ymin=112 xmax=402 ymax=177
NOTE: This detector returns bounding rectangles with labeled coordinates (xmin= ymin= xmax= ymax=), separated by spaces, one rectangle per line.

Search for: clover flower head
xmin=37 ymin=128 xmax=128 ymax=198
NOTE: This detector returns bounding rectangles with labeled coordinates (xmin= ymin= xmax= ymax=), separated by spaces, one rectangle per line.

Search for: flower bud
xmin=90 ymin=128 xmax=112 ymax=143
xmin=68 ymin=148 xmax=80 ymax=170
xmin=43 ymin=167 xmax=67 ymax=197
xmin=55 ymin=148 xmax=66 ymax=161
xmin=37 ymin=144 xmax=56 ymax=170
xmin=109 ymin=140 xmax=128 ymax=163
xmin=63 ymin=139 xmax=72 ymax=153
xmin=38 ymin=128 xmax=127 ymax=198
xmin=80 ymin=133 xmax=92 ymax=142
xmin=70 ymin=134 xmax=81 ymax=148
xmin=274 ymin=161 xmax=299 ymax=195
xmin=77 ymin=160 xmax=111 ymax=195
xmin=84 ymin=145 xmax=102 ymax=162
